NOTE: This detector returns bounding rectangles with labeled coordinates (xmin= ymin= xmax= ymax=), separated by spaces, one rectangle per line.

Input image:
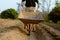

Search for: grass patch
xmin=0 ymin=23 xmax=22 ymax=33
xmin=42 ymin=21 xmax=60 ymax=27
xmin=39 ymin=23 xmax=60 ymax=40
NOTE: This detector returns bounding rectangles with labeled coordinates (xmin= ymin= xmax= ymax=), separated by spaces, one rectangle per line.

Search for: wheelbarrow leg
xmin=32 ymin=24 xmax=37 ymax=32
xmin=27 ymin=24 xmax=30 ymax=35
xmin=24 ymin=24 xmax=27 ymax=29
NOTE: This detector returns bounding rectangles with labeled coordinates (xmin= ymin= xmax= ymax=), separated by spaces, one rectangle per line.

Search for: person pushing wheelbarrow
xmin=18 ymin=0 xmax=44 ymax=35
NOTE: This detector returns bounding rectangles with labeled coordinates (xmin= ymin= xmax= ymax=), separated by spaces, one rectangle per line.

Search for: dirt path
xmin=0 ymin=27 xmax=39 ymax=40
xmin=0 ymin=19 xmax=38 ymax=40
xmin=0 ymin=28 xmax=28 ymax=40
xmin=0 ymin=19 xmax=57 ymax=40
xmin=0 ymin=27 xmax=55 ymax=40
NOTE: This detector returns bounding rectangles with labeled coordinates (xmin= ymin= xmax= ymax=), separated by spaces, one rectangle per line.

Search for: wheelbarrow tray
xmin=19 ymin=18 xmax=44 ymax=24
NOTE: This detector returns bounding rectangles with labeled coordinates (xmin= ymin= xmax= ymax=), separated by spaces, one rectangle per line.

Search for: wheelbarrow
xmin=18 ymin=7 xmax=44 ymax=35
xmin=19 ymin=18 xmax=44 ymax=35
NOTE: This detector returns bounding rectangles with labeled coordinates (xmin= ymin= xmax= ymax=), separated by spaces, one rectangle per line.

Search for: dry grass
xmin=0 ymin=19 xmax=29 ymax=40
xmin=0 ymin=19 xmax=23 ymax=29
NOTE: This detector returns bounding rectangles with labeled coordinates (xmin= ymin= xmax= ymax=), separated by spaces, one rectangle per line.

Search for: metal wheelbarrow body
xmin=18 ymin=9 xmax=44 ymax=35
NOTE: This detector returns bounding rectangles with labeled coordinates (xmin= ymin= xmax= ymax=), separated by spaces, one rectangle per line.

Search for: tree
xmin=1 ymin=8 xmax=18 ymax=19
xmin=48 ymin=6 xmax=60 ymax=23
xmin=56 ymin=0 xmax=60 ymax=6
xmin=41 ymin=0 xmax=52 ymax=13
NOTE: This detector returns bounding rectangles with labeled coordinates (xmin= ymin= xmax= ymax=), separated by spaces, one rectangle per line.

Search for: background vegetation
xmin=48 ymin=6 xmax=60 ymax=23
xmin=1 ymin=8 xmax=18 ymax=19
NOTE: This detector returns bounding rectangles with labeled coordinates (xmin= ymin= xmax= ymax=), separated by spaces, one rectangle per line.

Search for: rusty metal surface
xmin=18 ymin=9 xmax=44 ymax=24
xmin=19 ymin=18 xmax=44 ymax=24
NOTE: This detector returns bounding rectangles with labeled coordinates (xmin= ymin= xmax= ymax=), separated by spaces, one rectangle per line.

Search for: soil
xmin=0 ymin=19 xmax=56 ymax=40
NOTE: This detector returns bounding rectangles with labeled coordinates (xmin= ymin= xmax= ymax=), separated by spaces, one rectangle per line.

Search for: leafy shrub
xmin=1 ymin=8 xmax=18 ymax=19
xmin=0 ymin=14 xmax=1 ymax=18
xmin=48 ymin=6 xmax=60 ymax=23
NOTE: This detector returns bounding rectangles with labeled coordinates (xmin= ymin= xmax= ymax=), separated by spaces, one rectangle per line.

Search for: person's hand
xmin=21 ymin=2 xmax=24 ymax=7
xmin=21 ymin=4 xmax=23 ymax=7
xmin=38 ymin=5 xmax=39 ymax=8
xmin=38 ymin=3 xmax=40 ymax=8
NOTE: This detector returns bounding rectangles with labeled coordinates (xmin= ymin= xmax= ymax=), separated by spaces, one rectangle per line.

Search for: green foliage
xmin=57 ymin=21 xmax=60 ymax=24
xmin=44 ymin=13 xmax=49 ymax=22
xmin=56 ymin=0 xmax=60 ymax=7
xmin=0 ymin=14 xmax=1 ymax=18
xmin=1 ymin=8 xmax=18 ymax=19
xmin=48 ymin=7 xmax=60 ymax=23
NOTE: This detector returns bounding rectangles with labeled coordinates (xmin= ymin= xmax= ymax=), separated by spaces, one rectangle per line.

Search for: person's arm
xmin=36 ymin=0 xmax=40 ymax=8
xmin=21 ymin=0 xmax=25 ymax=7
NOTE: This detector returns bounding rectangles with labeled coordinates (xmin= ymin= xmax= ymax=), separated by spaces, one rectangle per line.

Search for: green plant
xmin=48 ymin=6 xmax=60 ymax=23
xmin=44 ymin=13 xmax=49 ymax=22
xmin=0 ymin=14 xmax=1 ymax=18
xmin=1 ymin=8 xmax=18 ymax=19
